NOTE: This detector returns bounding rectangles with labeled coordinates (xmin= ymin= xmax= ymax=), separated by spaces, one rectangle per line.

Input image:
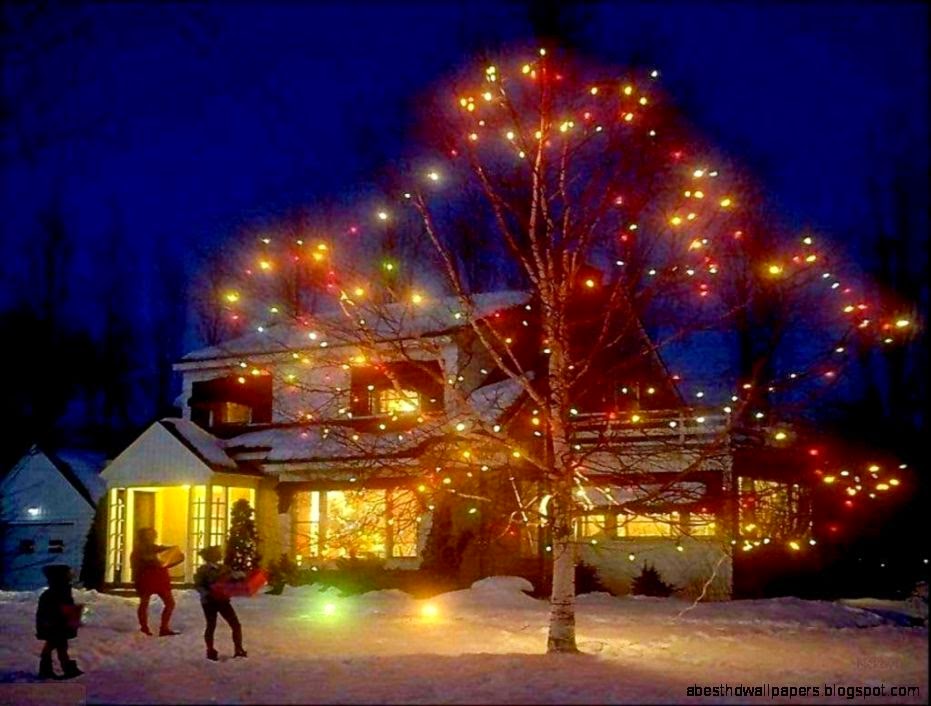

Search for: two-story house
xmin=100 ymin=289 xmax=801 ymax=598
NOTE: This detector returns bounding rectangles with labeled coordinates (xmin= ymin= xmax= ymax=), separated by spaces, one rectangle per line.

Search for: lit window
xmin=217 ymin=402 xmax=252 ymax=425
xmin=739 ymin=478 xmax=811 ymax=540
xmin=376 ymin=389 xmax=420 ymax=415
xmin=685 ymin=513 xmax=717 ymax=536
xmin=48 ymin=539 xmax=65 ymax=554
xmin=293 ymin=488 xmax=421 ymax=560
xmin=617 ymin=513 xmax=679 ymax=537
xmin=575 ymin=515 xmax=607 ymax=538
xmin=209 ymin=486 xmax=228 ymax=549
xmin=18 ymin=539 xmax=35 ymax=554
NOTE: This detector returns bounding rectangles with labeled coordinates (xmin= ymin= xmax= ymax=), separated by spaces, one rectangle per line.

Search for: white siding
xmin=102 ymin=423 xmax=214 ymax=487
xmin=0 ymin=451 xmax=97 ymax=590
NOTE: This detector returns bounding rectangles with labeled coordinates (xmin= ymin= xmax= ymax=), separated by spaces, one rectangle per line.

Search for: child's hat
xmin=42 ymin=564 xmax=72 ymax=583
xmin=199 ymin=546 xmax=222 ymax=562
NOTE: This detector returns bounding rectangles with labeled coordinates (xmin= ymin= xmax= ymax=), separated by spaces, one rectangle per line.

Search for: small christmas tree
xmin=225 ymin=498 xmax=261 ymax=573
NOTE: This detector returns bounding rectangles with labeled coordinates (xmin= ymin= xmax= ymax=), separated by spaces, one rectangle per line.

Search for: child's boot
xmin=38 ymin=654 xmax=56 ymax=679
xmin=233 ymin=647 xmax=248 ymax=658
xmin=60 ymin=660 xmax=83 ymax=679
xmin=206 ymin=648 xmax=219 ymax=661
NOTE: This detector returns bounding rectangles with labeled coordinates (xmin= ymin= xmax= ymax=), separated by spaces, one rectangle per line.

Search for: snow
xmin=225 ymin=423 xmax=440 ymax=464
xmin=53 ymin=450 xmax=108 ymax=503
xmin=464 ymin=375 xmax=528 ymax=425
xmin=0 ymin=578 xmax=926 ymax=704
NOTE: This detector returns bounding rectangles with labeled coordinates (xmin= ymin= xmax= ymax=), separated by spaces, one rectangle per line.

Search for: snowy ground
xmin=0 ymin=577 xmax=926 ymax=704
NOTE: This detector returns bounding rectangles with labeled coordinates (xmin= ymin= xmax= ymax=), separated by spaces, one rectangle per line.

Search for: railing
xmin=569 ymin=409 xmax=732 ymax=447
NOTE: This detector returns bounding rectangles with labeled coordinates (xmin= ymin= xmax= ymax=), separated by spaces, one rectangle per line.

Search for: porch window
xmin=191 ymin=485 xmax=208 ymax=558
xmin=209 ymin=486 xmax=228 ymax=548
xmin=617 ymin=512 xmax=679 ymax=537
xmin=107 ymin=488 xmax=126 ymax=582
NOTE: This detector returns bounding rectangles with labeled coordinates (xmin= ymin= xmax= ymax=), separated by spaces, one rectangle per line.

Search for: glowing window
xmin=190 ymin=485 xmax=207 ymax=561
xmin=376 ymin=389 xmax=420 ymax=414
xmin=617 ymin=512 xmax=679 ymax=537
xmin=575 ymin=514 xmax=607 ymax=538
xmin=685 ymin=513 xmax=717 ymax=536
xmin=293 ymin=488 xmax=421 ymax=560
xmin=208 ymin=486 xmax=227 ymax=549
xmin=739 ymin=478 xmax=811 ymax=539
xmin=217 ymin=402 xmax=252 ymax=425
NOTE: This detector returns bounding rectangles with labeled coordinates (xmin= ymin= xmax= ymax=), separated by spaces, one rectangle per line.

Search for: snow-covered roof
xmin=465 ymin=375 xmax=529 ymax=426
xmin=158 ymin=419 xmax=241 ymax=472
xmin=51 ymin=450 xmax=109 ymax=503
xmin=180 ymin=290 xmax=530 ymax=363
xmin=224 ymin=424 xmax=439 ymax=464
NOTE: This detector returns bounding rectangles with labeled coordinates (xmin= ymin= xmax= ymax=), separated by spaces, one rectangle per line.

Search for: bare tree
xmin=198 ymin=51 xmax=912 ymax=654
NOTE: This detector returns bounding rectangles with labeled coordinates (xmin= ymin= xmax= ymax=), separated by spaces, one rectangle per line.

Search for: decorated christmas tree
xmin=225 ymin=498 xmax=261 ymax=573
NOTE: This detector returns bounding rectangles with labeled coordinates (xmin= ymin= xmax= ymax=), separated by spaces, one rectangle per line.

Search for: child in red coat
xmin=36 ymin=564 xmax=83 ymax=679
xmin=130 ymin=528 xmax=177 ymax=636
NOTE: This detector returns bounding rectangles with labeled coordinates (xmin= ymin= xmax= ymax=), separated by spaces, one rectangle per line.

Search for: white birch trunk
xmin=547 ymin=490 xmax=578 ymax=653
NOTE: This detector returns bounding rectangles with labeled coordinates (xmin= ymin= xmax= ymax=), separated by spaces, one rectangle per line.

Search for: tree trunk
xmin=547 ymin=489 xmax=578 ymax=653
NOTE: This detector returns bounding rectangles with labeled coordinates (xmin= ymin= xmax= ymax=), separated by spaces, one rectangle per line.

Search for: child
xmin=194 ymin=546 xmax=247 ymax=661
xmin=130 ymin=527 xmax=177 ymax=636
xmin=36 ymin=564 xmax=83 ymax=680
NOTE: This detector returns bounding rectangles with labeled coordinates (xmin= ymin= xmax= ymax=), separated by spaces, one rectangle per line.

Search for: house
xmin=100 ymin=290 xmax=809 ymax=598
xmin=1 ymin=446 xmax=107 ymax=589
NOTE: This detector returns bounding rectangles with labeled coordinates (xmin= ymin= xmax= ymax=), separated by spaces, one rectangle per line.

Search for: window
xmin=376 ymin=388 xmax=420 ymax=415
xmin=18 ymin=539 xmax=35 ymax=554
xmin=217 ymin=401 xmax=252 ymax=425
xmin=293 ymin=488 xmax=421 ymax=560
xmin=209 ymin=486 xmax=227 ymax=548
xmin=48 ymin=539 xmax=64 ymax=553
xmin=575 ymin=514 xmax=608 ymax=539
xmin=107 ymin=488 xmax=126 ymax=582
xmin=191 ymin=485 xmax=207 ymax=559
xmin=388 ymin=490 xmax=419 ymax=558
xmin=739 ymin=478 xmax=811 ymax=539
xmin=684 ymin=513 xmax=717 ymax=537
xmin=617 ymin=512 xmax=679 ymax=537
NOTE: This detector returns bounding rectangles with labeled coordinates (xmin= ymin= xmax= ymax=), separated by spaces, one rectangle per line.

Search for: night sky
xmin=1 ymin=1 xmax=927 ymax=399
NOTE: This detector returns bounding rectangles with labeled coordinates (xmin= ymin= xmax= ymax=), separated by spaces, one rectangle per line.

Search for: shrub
xmin=576 ymin=560 xmax=609 ymax=594
xmin=265 ymin=553 xmax=298 ymax=595
xmin=631 ymin=564 xmax=677 ymax=597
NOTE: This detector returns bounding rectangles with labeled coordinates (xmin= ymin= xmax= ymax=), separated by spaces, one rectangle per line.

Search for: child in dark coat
xmin=194 ymin=546 xmax=247 ymax=661
xmin=36 ymin=564 xmax=83 ymax=679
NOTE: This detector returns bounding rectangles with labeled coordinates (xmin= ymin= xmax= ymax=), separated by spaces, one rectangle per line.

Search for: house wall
xmin=0 ymin=453 xmax=96 ymax=590
xmin=255 ymin=479 xmax=283 ymax=564
xmin=580 ymin=536 xmax=732 ymax=600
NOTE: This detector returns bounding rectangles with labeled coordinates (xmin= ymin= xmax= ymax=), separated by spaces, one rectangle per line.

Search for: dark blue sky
xmin=1 ymin=1 xmax=927 ymax=347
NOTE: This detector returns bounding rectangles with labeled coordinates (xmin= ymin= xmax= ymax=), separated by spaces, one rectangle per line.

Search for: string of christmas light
xmin=203 ymin=49 xmax=916 ymax=562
